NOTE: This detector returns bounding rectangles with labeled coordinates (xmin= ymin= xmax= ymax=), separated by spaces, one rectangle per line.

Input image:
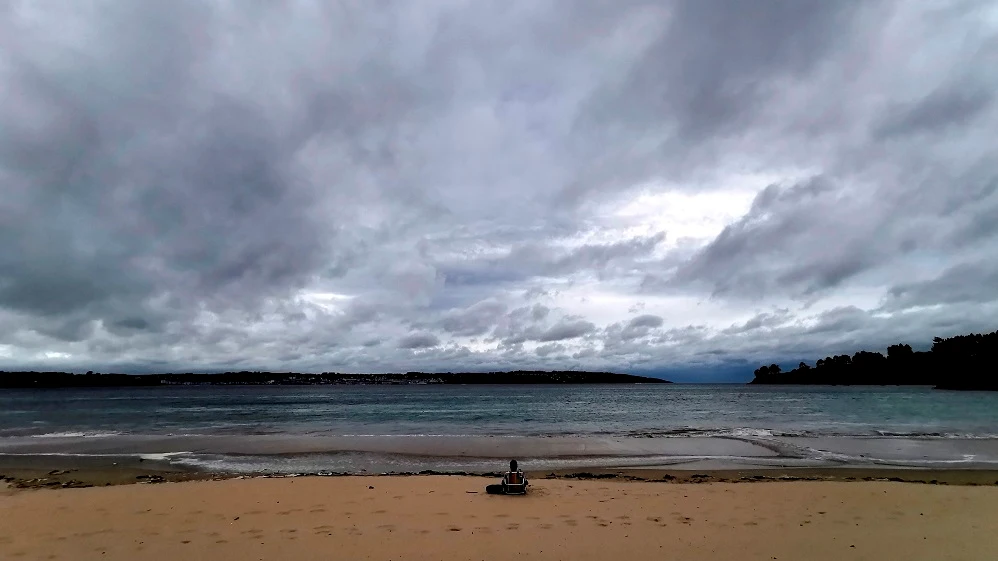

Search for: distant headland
xmin=750 ymin=330 xmax=997 ymax=390
xmin=0 ymin=370 xmax=670 ymax=388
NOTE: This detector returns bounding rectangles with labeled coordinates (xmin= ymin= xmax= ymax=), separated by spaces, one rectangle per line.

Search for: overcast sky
xmin=2 ymin=1 xmax=996 ymax=381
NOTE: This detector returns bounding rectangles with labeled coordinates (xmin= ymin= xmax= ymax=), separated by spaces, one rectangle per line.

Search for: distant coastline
xmin=750 ymin=330 xmax=997 ymax=390
xmin=0 ymin=370 xmax=670 ymax=388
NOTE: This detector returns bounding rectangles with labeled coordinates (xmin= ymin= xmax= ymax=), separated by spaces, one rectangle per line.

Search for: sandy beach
xmin=2 ymin=475 xmax=997 ymax=561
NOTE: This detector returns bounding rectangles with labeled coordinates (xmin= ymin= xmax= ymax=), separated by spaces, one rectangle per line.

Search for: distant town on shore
xmin=751 ymin=330 xmax=997 ymax=390
xmin=0 ymin=370 xmax=669 ymax=388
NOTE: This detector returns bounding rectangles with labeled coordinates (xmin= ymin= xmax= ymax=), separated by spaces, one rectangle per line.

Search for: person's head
xmin=510 ymin=459 xmax=518 ymax=471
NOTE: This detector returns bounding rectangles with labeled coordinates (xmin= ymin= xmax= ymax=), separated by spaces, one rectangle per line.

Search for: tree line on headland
xmin=0 ymin=370 xmax=669 ymax=388
xmin=750 ymin=330 xmax=998 ymax=390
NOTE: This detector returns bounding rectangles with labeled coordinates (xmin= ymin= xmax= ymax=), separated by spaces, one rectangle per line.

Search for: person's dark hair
xmin=510 ymin=459 xmax=518 ymax=471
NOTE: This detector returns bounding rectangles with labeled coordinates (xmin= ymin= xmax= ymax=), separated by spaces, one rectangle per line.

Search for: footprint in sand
xmin=309 ymin=508 xmax=326 ymax=513
xmin=448 ymin=526 xmax=462 ymax=532
xmin=539 ymin=523 xmax=554 ymax=530
xmin=564 ymin=519 xmax=578 ymax=527
xmin=506 ymin=523 xmax=520 ymax=530
xmin=215 ymin=539 xmax=228 ymax=544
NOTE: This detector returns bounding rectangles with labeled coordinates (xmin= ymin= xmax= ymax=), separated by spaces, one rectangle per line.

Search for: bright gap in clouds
xmin=543 ymin=175 xmax=780 ymax=331
xmin=604 ymin=178 xmax=766 ymax=249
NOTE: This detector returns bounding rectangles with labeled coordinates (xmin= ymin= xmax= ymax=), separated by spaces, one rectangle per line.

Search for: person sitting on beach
xmin=486 ymin=459 xmax=528 ymax=494
xmin=504 ymin=460 xmax=524 ymax=485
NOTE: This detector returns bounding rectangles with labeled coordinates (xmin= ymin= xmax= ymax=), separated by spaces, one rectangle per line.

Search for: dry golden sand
xmin=2 ymin=476 xmax=997 ymax=560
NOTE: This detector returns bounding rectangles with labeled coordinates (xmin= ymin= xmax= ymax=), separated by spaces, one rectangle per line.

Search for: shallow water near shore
xmin=2 ymin=384 xmax=998 ymax=474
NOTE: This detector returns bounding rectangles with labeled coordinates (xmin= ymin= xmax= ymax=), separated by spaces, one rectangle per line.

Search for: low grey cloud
xmin=883 ymin=259 xmax=998 ymax=311
xmin=536 ymin=320 xmax=597 ymax=343
xmin=1 ymin=1 xmax=996 ymax=380
xmin=397 ymin=333 xmax=441 ymax=350
xmin=873 ymin=83 xmax=995 ymax=140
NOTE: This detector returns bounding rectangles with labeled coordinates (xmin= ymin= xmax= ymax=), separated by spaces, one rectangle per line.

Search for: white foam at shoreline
xmin=138 ymin=452 xmax=194 ymax=461
xmin=30 ymin=431 xmax=122 ymax=439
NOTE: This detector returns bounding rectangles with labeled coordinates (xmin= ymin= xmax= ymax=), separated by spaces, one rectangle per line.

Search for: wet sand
xmin=5 ymin=450 xmax=998 ymax=488
xmin=5 ymin=451 xmax=998 ymax=489
xmin=2 ymin=475 xmax=997 ymax=561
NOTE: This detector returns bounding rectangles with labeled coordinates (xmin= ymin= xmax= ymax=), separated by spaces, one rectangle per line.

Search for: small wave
xmin=873 ymin=431 xmax=998 ymax=440
xmin=138 ymin=452 xmax=194 ymax=462
xmin=622 ymin=427 xmax=800 ymax=439
xmin=161 ymin=451 xmax=822 ymax=475
xmin=30 ymin=431 xmax=122 ymax=439
xmin=334 ymin=434 xmax=525 ymax=438
xmin=729 ymin=428 xmax=775 ymax=438
xmin=0 ymin=452 xmax=134 ymax=458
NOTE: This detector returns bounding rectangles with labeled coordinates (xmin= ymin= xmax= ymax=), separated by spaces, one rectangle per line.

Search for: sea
xmin=2 ymin=384 xmax=998 ymax=474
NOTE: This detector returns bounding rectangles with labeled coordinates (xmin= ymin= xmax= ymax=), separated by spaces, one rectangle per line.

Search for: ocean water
xmin=2 ymin=384 xmax=998 ymax=474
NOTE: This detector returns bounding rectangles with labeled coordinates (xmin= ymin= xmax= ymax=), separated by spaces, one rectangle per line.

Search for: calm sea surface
xmin=2 ymin=385 xmax=997 ymax=473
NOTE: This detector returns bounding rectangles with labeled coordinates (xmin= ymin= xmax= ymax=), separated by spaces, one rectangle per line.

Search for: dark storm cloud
xmin=397 ymin=333 xmax=441 ymax=350
xmin=628 ymin=314 xmax=664 ymax=329
xmin=487 ymin=305 xmax=596 ymax=346
xmin=721 ymin=310 xmax=791 ymax=335
xmin=603 ymin=314 xmax=665 ymax=342
xmin=536 ymin=319 xmax=596 ymax=343
xmin=437 ymin=300 xmax=509 ymax=337
xmin=873 ymin=83 xmax=995 ymax=140
xmin=564 ymin=0 xmax=868 ymax=202
xmin=1 ymin=1 xmax=996 ymax=378
xmin=627 ymin=0 xmax=852 ymax=138
xmin=535 ymin=343 xmax=566 ymax=357
xmin=883 ymin=260 xmax=998 ymax=311
xmin=0 ymin=2 xmax=339 ymax=331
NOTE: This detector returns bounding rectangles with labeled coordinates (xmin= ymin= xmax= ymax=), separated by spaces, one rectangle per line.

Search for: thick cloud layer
xmin=1 ymin=1 xmax=996 ymax=380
